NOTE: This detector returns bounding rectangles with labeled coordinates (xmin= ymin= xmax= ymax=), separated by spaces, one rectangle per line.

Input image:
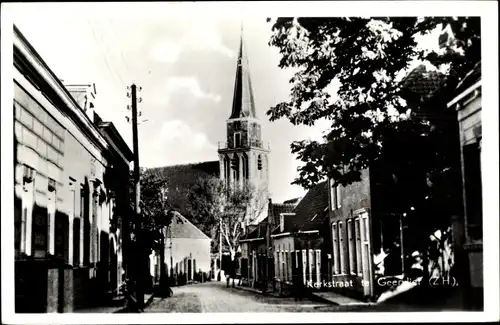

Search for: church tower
xmin=218 ymin=29 xmax=270 ymax=225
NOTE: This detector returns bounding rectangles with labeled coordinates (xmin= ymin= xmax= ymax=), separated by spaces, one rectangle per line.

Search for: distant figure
xmin=292 ymin=270 xmax=304 ymax=301
xmin=226 ymin=257 xmax=238 ymax=288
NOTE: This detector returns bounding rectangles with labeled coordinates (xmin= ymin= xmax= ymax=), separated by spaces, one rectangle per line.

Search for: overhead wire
xmin=86 ymin=18 xmax=127 ymax=90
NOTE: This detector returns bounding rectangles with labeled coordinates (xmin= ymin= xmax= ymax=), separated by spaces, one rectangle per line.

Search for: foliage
xmin=266 ymin=17 xmax=480 ymax=278
xmin=266 ymin=17 xmax=479 ymax=189
xmin=186 ymin=177 xmax=264 ymax=257
xmin=129 ymin=169 xmax=178 ymax=254
xmin=145 ymin=162 xmax=219 ymax=236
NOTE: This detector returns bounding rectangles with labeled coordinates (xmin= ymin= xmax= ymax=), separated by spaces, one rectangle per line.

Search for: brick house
xmin=13 ymin=25 xmax=133 ymax=312
xmin=447 ymin=61 xmax=483 ymax=310
xmin=326 ymin=64 xmax=464 ymax=302
xmin=270 ymin=182 xmax=330 ymax=294
xmin=239 ymin=199 xmax=295 ymax=288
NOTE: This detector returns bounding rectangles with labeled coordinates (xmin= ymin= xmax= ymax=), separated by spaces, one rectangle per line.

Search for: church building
xmin=146 ymin=30 xmax=271 ymax=280
xmin=217 ymin=31 xmax=271 ymax=226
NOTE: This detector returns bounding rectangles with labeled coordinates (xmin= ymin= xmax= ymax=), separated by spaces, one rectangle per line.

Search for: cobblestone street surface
xmin=144 ymin=282 xmax=449 ymax=313
xmin=145 ymin=282 xmax=332 ymax=313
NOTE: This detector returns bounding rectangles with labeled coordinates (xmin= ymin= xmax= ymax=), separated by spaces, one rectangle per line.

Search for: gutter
xmin=447 ymin=80 xmax=481 ymax=109
xmin=271 ymin=230 xmax=319 ymax=238
xmin=239 ymin=237 xmax=264 ymax=243
xmin=271 ymin=232 xmax=291 ymax=238
xmin=298 ymin=230 xmax=320 ymax=235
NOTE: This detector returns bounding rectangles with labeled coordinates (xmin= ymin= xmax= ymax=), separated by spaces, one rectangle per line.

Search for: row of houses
xmin=13 ymin=26 xmax=134 ymax=312
xmin=239 ymin=62 xmax=483 ymax=308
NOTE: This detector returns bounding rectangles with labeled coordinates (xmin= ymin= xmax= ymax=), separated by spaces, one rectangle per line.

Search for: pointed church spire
xmin=229 ymin=24 xmax=257 ymax=119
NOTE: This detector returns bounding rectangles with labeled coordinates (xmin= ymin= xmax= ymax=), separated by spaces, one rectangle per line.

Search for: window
xmin=47 ymin=178 xmax=56 ymax=256
xmin=20 ymin=207 xmax=27 ymax=253
xmin=69 ymin=179 xmax=76 ymax=265
xmin=92 ymin=188 xmax=99 ymax=263
xmin=276 ymin=249 xmax=280 ymax=279
xmin=81 ymin=184 xmax=90 ymax=266
xmin=355 ymin=218 xmax=363 ymax=276
xmin=330 ymin=179 xmax=342 ymax=210
xmin=348 ymin=219 xmax=357 ymax=275
xmin=234 ymin=132 xmax=241 ymax=148
xmin=463 ymin=142 xmax=482 ymax=240
xmin=279 ymin=214 xmax=285 ymax=233
xmin=242 ymin=154 xmax=249 ymax=181
xmin=339 ymin=221 xmax=348 ymax=274
xmin=332 ymin=222 xmax=340 ymax=275
xmin=301 ymin=250 xmax=307 ymax=285
xmin=315 ymin=250 xmax=321 ymax=283
xmin=309 ymin=249 xmax=314 ymax=282
xmin=282 ymin=251 xmax=286 ymax=281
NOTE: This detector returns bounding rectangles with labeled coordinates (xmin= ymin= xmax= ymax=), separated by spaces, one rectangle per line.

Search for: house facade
xmin=271 ymin=182 xmax=330 ymax=295
xmin=239 ymin=199 xmax=295 ymax=289
xmin=13 ymin=26 xmax=133 ymax=312
xmin=447 ymin=61 xmax=483 ymax=310
xmin=150 ymin=212 xmax=211 ymax=285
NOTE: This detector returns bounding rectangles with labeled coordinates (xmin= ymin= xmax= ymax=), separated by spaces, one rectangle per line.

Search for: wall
xmin=328 ymin=169 xmax=374 ymax=299
xmin=13 ymin=66 xmax=122 ymax=311
xmin=273 ymin=236 xmax=295 ymax=283
xmin=166 ymin=238 xmax=211 ymax=274
xmin=457 ymin=90 xmax=483 ymax=308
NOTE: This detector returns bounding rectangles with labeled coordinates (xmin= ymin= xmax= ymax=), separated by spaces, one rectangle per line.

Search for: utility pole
xmin=218 ymin=206 xmax=223 ymax=281
xmin=129 ymin=83 xmax=144 ymax=309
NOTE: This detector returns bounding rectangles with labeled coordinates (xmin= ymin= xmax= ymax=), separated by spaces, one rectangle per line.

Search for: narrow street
xmin=144 ymin=281 xmax=451 ymax=313
xmin=145 ymin=281 xmax=332 ymax=313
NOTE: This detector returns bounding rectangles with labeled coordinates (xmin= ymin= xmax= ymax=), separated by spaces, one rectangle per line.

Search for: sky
xmin=9 ymin=3 xmax=442 ymax=203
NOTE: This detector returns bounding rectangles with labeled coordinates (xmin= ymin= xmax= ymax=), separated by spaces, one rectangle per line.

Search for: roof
xmin=147 ymin=161 xmax=219 ymax=180
xmin=401 ymin=64 xmax=448 ymax=102
xmin=268 ymin=203 xmax=296 ymax=227
xmin=454 ymin=61 xmax=481 ymax=96
xmin=242 ymin=202 xmax=296 ymax=240
xmin=229 ymin=32 xmax=257 ymax=119
xmin=97 ymin=121 xmax=134 ymax=162
xmin=143 ymin=161 xmax=219 ymax=230
xmin=244 ymin=217 xmax=268 ymax=240
xmin=167 ymin=211 xmax=211 ymax=240
xmin=283 ymin=197 xmax=302 ymax=205
xmin=273 ymin=181 xmax=329 ymax=234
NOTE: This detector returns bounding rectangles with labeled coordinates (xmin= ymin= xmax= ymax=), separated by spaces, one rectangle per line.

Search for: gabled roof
xmin=242 ymin=202 xmax=296 ymax=240
xmin=283 ymin=197 xmax=302 ymax=205
xmin=147 ymin=161 xmax=220 ymax=179
xmin=167 ymin=211 xmax=211 ymax=240
xmin=273 ymin=181 xmax=329 ymax=234
xmin=268 ymin=203 xmax=297 ymax=227
xmin=401 ymin=64 xmax=448 ymax=102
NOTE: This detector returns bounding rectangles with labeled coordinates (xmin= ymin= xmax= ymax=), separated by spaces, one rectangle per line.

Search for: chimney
xmin=65 ymin=83 xmax=97 ymax=122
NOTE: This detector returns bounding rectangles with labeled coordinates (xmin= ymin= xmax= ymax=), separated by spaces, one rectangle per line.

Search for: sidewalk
xmin=310 ymin=291 xmax=375 ymax=306
xmin=232 ymin=283 xmax=282 ymax=298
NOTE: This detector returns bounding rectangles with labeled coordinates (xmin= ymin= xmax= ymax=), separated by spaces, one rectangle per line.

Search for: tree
xmin=186 ymin=177 xmax=266 ymax=259
xmin=128 ymin=169 xmax=181 ymax=296
xmin=266 ymin=17 xmax=480 ymax=282
xmin=266 ymin=17 xmax=479 ymax=188
xmin=146 ymin=162 xmax=220 ymax=237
